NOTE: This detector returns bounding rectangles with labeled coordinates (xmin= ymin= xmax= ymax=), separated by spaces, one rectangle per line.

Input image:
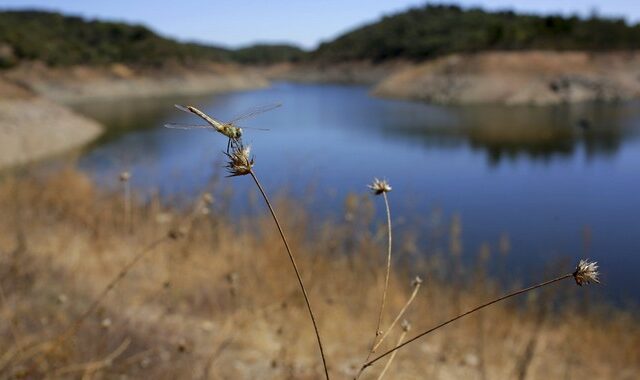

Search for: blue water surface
xmin=74 ymin=82 xmax=640 ymax=304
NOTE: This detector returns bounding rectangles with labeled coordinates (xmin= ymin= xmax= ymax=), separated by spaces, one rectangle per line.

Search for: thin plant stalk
xmin=361 ymin=273 xmax=574 ymax=372
xmin=376 ymin=329 xmax=408 ymax=380
xmin=372 ymin=280 xmax=421 ymax=353
xmin=374 ymin=192 xmax=393 ymax=340
xmin=52 ymin=338 xmax=131 ymax=377
xmin=356 ymin=188 xmax=393 ymax=380
xmin=120 ymin=172 xmax=132 ymax=233
xmin=124 ymin=181 xmax=131 ymax=231
xmin=248 ymin=169 xmax=329 ymax=380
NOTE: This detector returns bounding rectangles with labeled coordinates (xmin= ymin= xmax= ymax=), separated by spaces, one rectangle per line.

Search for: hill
xmin=313 ymin=4 xmax=640 ymax=62
xmin=0 ymin=11 xmax=305 ymax=68
xmin=230 ymin=44 xmax=306 ymax=65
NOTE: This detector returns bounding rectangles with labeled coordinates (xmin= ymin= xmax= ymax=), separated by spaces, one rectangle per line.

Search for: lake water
xmin=72 ymin=82 xmax=640 ymax=304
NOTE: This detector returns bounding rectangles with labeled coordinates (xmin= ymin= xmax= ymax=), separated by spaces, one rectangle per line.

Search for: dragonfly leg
xmin=226 ymin=139 xmax=231 ymax=154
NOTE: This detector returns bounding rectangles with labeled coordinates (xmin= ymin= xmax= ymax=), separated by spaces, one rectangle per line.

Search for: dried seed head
xmin=225 ymin=144 xmax=254 ymax=177
xmin=411 ymin=275 xmax=423 ymax=287
xmin=167 ymin=226 xmax=187 ymax=240
xmin=202 ymin=192 xmax=214 ymax=205
xmin=400 ymin=319 xmax=412 ymax=332
xmin=368 ymin=178 xmax=392 ymax=195
xmin=119 ymin=171 xmax=131 ymax=182
xmin=56 ymin=294 xmax=68 ymax=304
xmin=101 ymin=318 xmax=112 ymax=329
xmin=573 ymin=259 xmax=600 ymax=286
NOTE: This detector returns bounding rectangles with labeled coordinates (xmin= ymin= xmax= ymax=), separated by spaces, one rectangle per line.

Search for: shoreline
xmin=4 ymin=62 xmax=270 ymax=104
xmin=273 ymin=50 xmax=640 ymax=106
xmin=0 ymin=63 xmax=270 ymax=169
xmin=3 ymin=50 xmax=640 ymax=169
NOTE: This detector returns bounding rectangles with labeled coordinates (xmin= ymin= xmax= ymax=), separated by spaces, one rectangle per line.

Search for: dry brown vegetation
xmin=0 ymin=168 xmax=638 ymax=379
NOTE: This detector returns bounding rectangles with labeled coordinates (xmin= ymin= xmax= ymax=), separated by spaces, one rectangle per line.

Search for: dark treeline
xmin=313 ymin=4 xmax=640 ymax=62
xmin=0 ymin=11 xmax=231 ymax=67
xmin=232 ymin=44 xmax=306 ymax=64
xmin=0 ymin=11 xmax=305 ymax=68
xmin=2 ymin=5 xmax=640 ymax=68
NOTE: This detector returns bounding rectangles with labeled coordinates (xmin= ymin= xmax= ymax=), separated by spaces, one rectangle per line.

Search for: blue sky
xmin=1 ymin=1 xmax=639 ymax=49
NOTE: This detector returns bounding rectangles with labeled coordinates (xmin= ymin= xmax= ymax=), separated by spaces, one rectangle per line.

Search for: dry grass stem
xmin=376 ymin=320 xmax=411 ymax=380
xmin=356 ymin=180 xmax=394 ymax=380
xmin=52 ymin=338 xmax=131 ymax=377
xmin=362 ymin=263 xmax=598 ymax=372
xmin=248 ymin=169 xmax=330 ymax=380
xmin=373 ymin=190 xmax=393 ymax=339
xmin=119 ymin=171 xmax=131 ymax=232
xmin=372 ymin=276 xmax=422 ymax=353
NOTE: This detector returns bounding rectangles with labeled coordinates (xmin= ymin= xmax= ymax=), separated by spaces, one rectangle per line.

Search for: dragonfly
xmin=165 ymin=103 xmax=281 ymax=151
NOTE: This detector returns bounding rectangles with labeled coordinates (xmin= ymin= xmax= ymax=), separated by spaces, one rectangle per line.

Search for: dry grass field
xmin=0 ymin=168 xmax=638 ymax=379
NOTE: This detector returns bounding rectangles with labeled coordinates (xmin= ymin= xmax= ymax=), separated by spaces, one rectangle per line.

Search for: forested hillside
xmin=0 ymin=11 xmax=305 ymax=68
xmin=0 ymin=11 xmax=233 ymax=67
xmin=313 ymin=4 xmax=640 ymax=62
xmin=2 ymin=6 xmax=640 ymax=68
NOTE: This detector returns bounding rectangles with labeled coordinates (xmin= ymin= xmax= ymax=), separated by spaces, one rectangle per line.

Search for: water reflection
xmin=381 ymin=101 xmax=637 ymax=165
xmin=71 ymin=85 xmax=640 ymax=167
xmin=71 ymin=94 xmax=217 ymax=144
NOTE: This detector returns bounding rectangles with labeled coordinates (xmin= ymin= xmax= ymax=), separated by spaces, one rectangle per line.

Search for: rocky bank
xmin=276 ymin=51 xmax=640 ymax=106
xmin=374 ymin=51 xmax=640 ymax=105
xmin=0 ymin=63 xmax=269 ymax=169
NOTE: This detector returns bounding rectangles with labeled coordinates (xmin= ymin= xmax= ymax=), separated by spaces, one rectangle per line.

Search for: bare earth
xmin=0 ymin=63 xmax=268 ymax=169
xmin=373 ymin=51 xmax=640 ymax=105
xmin=276 ymin=51 xmax=640 ymax=106
xmin=4 ymin=62 xmax=269 ymax=104
xmin=268 ymin=61 xmax=408 ymax=86
xmin=0 ymin=78 xmax=101 ymax=169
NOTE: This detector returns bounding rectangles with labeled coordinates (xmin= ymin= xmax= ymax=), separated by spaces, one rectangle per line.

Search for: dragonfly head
xmin=233 ymin=127 xmax=243 ymax=139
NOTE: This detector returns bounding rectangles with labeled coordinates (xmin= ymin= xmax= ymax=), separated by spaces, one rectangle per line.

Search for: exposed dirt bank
xmin=274 ymin=51 xmax=640 ymax=106
xmin=375 ymin=51 xmax=640 ymax=105
xmin=4 ymin=62 xmax=269 ymax=104
xmin=268 ymin=61 xmax=408 ymax=85
xmin=0 ymin=78 xmax=101 ymax=169
xmin=0 ymin=63 xmax=269 ymax=169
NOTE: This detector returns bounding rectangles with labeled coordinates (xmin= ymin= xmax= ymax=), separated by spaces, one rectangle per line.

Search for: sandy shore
xmin=0 ymin=63 xmax=269 ymax=169
xmin=0 ymin=96 xmax=102 ymax=168
xmin=275 ymin=51 xmax=640 ymax=106
xmin=267 ymin=61 xmax=407 ymax=85
xmin=4 ymin=62 xmax=269 ymax=104
xmin=373 ymin=51 xmax=640 ymax=105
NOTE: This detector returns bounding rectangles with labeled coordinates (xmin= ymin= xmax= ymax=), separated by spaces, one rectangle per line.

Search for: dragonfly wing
xmin=164 ymin=123 xmax=213 ymax=130
xmin=228 ymin=103 xmax=282 ymax=124
xmin=242 ymin=127 xmax=270 ymax=131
